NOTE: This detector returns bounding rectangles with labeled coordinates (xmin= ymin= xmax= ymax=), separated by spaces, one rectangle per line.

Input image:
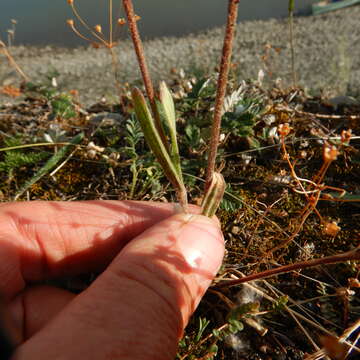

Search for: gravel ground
xmin=1 ymin=6 xmax=360 ymax=106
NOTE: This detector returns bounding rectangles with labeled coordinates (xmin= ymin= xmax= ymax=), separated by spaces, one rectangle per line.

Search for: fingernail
xmin=176 ymin=214 xmax=224 ymax=285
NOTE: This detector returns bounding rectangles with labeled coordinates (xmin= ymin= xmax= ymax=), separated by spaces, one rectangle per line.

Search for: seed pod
xmin=94 ymin=25 xmax=102 ymax=33
xmin=323 ymin=144 xmax=338 ymax=162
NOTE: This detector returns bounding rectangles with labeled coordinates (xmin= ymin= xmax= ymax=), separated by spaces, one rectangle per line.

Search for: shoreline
xmin=1 ymin=6 xmax=360 ymax=105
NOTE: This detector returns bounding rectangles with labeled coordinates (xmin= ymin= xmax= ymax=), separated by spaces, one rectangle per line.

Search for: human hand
xmin=0 ymin=201 xmax=224 ymax=360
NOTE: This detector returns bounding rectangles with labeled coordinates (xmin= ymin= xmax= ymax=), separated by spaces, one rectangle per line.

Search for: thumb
xmin=14 ymin=213 xmax=224 ymax=360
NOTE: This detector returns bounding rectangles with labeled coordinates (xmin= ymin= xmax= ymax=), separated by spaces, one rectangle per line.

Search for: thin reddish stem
xmin=216 ymin=247 xmax=360 ymax=288
xmin=122 ymin=0 xmax=168 ymax=148
xmin=205 ymin=0 xmax=240 ymax=191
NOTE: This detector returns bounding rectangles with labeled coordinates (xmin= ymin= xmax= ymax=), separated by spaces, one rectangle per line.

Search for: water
xmin=0 ymin=0 xmax=319 ymax=47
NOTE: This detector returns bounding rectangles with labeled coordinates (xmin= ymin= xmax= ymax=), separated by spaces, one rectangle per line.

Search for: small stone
xmin=231 ymin=226 xmax=241 ymax=235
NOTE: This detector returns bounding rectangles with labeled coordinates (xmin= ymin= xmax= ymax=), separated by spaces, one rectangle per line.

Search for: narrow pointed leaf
xmin=159 ymin=81 xmax=176 ymax=130
xmin=157 ymin=82 xmax=182 ymax=179
xmin=131 ymin=87 xmax=184 ymax=194
xmin=15 ymin=132 xmax=84 ymax=200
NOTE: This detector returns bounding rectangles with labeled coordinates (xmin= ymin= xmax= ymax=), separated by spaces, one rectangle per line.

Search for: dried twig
xmin=276 ymin=104 xmax=360 ymax=120
xmin=66 ymin=0 xmax=125 ymax=110
xmin=0 ymin=40 xmax=29 ymax=82
xmin=288 ymin=0 xmax=297 ymax=86
xmin=305 ymin=319 xmax=360 ymax=360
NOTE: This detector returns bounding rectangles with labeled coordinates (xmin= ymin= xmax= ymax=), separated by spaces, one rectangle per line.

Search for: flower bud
xmin=278 ymin=123 xmax=291 ymax=137
xmin=340 ymin=129 xmax=352 ymax=144
xmin=323 ymin=221 xmax=340 ymax=237
xmin=117 ymin=18 xmax=126 ymax=26
xmin=323 ymin=144 xmax=338 ymax=162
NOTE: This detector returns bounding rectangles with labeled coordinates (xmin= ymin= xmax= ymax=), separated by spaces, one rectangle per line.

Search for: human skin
xmin=0 ymin=201 xmax=224 ymax=360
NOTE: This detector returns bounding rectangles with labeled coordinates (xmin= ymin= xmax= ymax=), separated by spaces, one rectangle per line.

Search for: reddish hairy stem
xmin=205 ymin=0 xmax=240 ymax=191
xmin=215 ymin=247 xmax=360 ymax=288
xmin=122 ymin=0 xmax=168 ymax=147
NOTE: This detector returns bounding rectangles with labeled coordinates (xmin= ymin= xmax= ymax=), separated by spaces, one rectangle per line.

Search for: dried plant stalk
xmin=216 ymin=247 xmax=360 ymax=288
xmin=205 ymin=0 xmax=240 ymax=191
xmin=288 ymin=0 xmax=297 ymax=85
xmin=0 ymin=40 xmax=29 ymax=82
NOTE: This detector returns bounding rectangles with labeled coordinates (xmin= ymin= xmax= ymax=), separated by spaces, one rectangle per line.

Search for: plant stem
xmin=0 ymin=41 xmax=29 ymax=82
xmin=205 ymin=0 xmax=240 ymax=191
xmin=122 ymin=0 xmax=168 ymax=148
xmin=109 ymin=0 xmax=113 ymax=46
xmin=288 ymin=0 xmax=297 ymax=86
xmin=109 ymin=46 xmax=125 ymax=111
xmin=216 ymin=247 xmax=360 ymax=288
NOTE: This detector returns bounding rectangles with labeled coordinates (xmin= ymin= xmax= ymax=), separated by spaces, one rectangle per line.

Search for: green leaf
xmin=159 ymin=81 xmax=176 ymax=132
xmin=132 ymin=88 xmax=186 ymax=205
xmin=228 ymin=319 xmax=244 ymax=334
xmin=228 ymin=302 xmax=260 ymax=321
xmin=15 ymin=132 xmax=84 ymax=200
xmin=212 ymin=329 xmax=221 ymax=339
xmin=188 ymin=78 xmax=211 ymax=99
xmin=272 ymin=295 xmax=289 ymax=311
xmin=158 ymin=82 xmax=182 ymax=179
xmin=209 ymin=344 xmax=218 ymax=355
xmin=50 ymin=94 xmax=76 ymax=119
xmin=195 ymin=317 xmax=210 ymax=342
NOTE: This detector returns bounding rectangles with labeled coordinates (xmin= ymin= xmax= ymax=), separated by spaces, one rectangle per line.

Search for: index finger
xmin=0 ymin=200 xmax=178 ymax=299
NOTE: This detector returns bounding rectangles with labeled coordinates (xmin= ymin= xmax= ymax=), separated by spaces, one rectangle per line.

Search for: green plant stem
xmin=215 ymin=247 xmax=360 ymax=288
xmin=129 ymin=164 xmax=138 ymax=199
xmin=205 ymin=0 xmax=239 ymax=191
xmin=122 ymin=0 xmax=168 ymax=149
